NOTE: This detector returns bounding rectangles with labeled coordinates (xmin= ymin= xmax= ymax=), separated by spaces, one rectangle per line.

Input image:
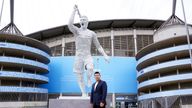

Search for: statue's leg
xmin=73 ymin=57 xmax=87 ymax=97
xmin=85 ymin=56 xmax=94 ymax=87
xmin=76 ymin=72 xmax=87 ymax=97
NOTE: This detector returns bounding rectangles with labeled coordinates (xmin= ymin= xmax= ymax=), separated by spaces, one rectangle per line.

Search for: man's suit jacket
xmin=90 ymin=80 xmax=107 ymax=105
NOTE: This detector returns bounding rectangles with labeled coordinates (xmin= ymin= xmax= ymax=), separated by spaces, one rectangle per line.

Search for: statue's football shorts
xmin=73 ymin=55 xmax=93 ymax=73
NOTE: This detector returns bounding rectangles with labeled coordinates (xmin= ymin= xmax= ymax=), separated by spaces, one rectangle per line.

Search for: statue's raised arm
xmin=68 ymin=5 xmax=79 ymax=35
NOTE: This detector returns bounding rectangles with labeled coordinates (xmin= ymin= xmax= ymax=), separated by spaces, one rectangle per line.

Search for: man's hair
xmin=94 ymin=71 xmax=100 ymax=75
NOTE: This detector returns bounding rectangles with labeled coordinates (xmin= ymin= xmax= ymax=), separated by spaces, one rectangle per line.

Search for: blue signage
xmin=40 ymin=56 xmax=137 ymax=94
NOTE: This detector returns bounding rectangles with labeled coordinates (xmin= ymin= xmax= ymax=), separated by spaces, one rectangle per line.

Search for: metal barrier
xmin=0 ymin=93 xmax=48 ymax=101
xmin=138 ymin=95 xmax=192 ymax=108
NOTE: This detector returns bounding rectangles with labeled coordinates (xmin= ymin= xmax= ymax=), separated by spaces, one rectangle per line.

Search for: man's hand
xmin=104 ymin=56 xmax=110 ymax=63
xmin=100 ymin=102 xmax=105 ymax=107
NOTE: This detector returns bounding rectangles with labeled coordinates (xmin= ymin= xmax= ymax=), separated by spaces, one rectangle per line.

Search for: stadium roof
xmin=26 ymin=19 xmax=164 ymax=40
xmin=157 ymin=15 xmax=185 ymax=31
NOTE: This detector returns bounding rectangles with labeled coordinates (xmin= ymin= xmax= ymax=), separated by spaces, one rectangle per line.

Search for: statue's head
xmin=80 ymin=16 xmax=88 ymax=29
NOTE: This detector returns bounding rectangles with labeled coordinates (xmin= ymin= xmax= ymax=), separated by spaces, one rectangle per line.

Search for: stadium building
xmin=2 ymin=0 xmax=192 ymax=108
xmin=0 ymin=33 xmax=50 ymax=108
xmin=27 ymin=19 xmax=164 ymax=108
xmin=136 ymin=15 xmax=192 ymax=107
xmin=0 ymin=0 xmax=50 ymax=107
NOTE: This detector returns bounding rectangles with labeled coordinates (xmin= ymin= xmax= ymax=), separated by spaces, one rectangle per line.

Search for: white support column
xmin=62 ymin=37 xmax=65 ymax=56
xmin=111 ymin=28 xmax=114 ymax=56
xmin=112 ymin=93 xmax=116 ymax=108
xmin=21 ymin=67 xmax=23 ymax=73
xmin=0 ymin=65 xmax=3 ymax=87
xmin=152 ymin=100 xmax=155 ymax=108
xmin=33 ymin=82 xmax=36 ymax=88
xmin=181 ymin=0 xmax=192 ymax=69
xmin=20 ymin=80 xmax=22 ymax=87
xmin=165 ymin=97 xmax=168 ymax=108
xmin=179 ymin=96 xmax=183 ymax=108
xmin=0 ymin=62 xmax=2 ymax=87
xmin=133 ymin=29 xmax=137 ymax=55
xmin=34 ymin=69 xmax=37 ymax=74
xmin=1 ymin=65 xmax=3 ymax=71
xmin=59 ymin=92 xmax=63 ymax=99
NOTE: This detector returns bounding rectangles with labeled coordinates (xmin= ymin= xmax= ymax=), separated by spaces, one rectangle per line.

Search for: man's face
xmin=94 ymin=73 xmax=101 ymax=81
xmin=80 ymin=16 xmax=88 ymax=29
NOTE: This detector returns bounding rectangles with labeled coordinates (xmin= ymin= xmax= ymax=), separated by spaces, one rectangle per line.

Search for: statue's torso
xmin=75 ymin=29 xmax=93 ymax=56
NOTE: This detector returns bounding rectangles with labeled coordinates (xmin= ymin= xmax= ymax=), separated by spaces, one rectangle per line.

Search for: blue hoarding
xmin=41 ymin=56 xmax=137 ymax=94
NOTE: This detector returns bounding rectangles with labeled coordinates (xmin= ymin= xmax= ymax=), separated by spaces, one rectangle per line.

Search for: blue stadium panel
xmin=41 ymin=56 xmax=137 ymax=94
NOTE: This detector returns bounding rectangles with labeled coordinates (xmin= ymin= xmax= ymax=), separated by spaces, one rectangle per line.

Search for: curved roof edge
xmin=26 ymin=19 xmax=165 ymax=40
xmin=0 ymin=33 xmax=51 ymax=55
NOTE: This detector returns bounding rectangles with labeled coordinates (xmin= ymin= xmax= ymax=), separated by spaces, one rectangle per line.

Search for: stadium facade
xmin=137 ymin=15 xmax=192 ymax=107
xmin=0 ymin=33 xmax=50 ymax=108
xmin=1 ymin=0 xmax=192 ymax=108
xmin=27 ymin=19 xmax=164 ymax=108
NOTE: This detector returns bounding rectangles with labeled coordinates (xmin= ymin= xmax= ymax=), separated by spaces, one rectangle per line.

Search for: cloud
xmin=0 ymin=0 xmax=191 ymax=35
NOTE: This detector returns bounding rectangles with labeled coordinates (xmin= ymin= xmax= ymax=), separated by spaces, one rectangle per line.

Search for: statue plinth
xmin=49 ymin=96 xmax=92 ymax=108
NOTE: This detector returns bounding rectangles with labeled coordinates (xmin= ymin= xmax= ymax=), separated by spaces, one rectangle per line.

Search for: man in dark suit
xmin=90 ymin=71 xmax=107 ymax=108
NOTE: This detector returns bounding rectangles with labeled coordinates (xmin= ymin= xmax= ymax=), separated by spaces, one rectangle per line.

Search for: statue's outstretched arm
xmin=68 ymin=5 xmax=79 ymax=35
xmin=93 ymin=33 xmax=110 ymax=63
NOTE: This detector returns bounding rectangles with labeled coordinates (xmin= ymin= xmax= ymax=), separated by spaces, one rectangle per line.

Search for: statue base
xmin=49 ymin=96 xmax=92 ymax=108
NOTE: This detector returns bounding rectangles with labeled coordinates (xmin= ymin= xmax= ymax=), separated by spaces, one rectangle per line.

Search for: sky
xmin=0 ymin=0 xmax=191 ymax=35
